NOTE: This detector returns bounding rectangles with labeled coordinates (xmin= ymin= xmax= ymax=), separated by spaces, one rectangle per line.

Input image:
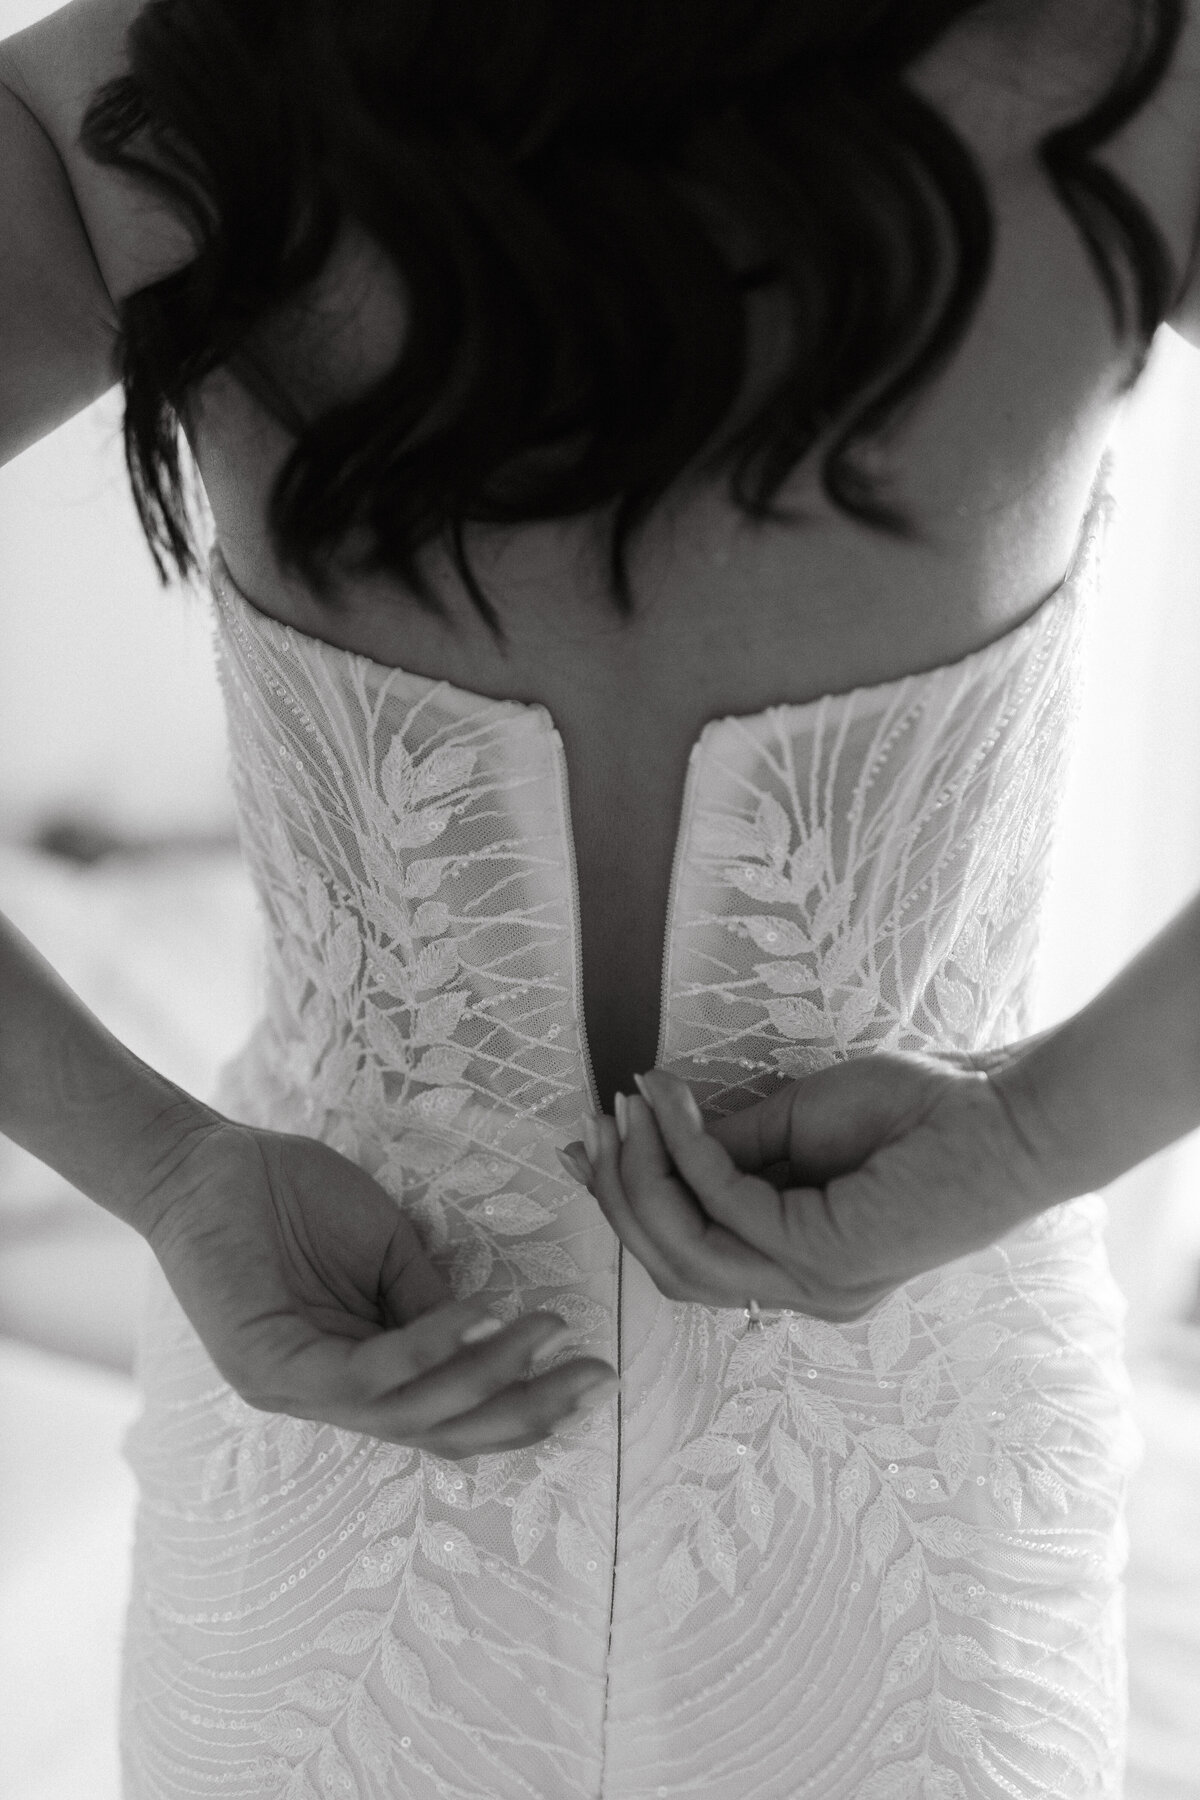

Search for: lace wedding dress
xmin=120 ymin=460 xmax=1142 ymax=1799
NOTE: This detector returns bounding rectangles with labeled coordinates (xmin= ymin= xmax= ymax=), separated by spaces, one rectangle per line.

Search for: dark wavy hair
xmin=81 ymin=0 xmax=1184 ymax=632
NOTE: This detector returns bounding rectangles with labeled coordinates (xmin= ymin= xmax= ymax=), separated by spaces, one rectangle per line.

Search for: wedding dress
xmin=119 ymin=458 xmax=1142 ymax=1799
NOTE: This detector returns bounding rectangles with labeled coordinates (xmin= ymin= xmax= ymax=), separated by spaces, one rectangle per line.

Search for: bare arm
xmin=0 ymin=0 xmax=193 ymax=468
xmin=569 ymin=894 xmax=1200 ymax=1320
xmin=0 ymin=907 xmax=218 ymax=1230
xmin=0 ymin=62 xmax=117 ymax=465
xmin=993 ymin=887 xmax=1200 ymax=1200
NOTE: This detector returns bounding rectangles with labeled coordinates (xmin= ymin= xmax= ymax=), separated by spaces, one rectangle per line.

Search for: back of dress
xmin=117 ymin=453 xmax=1144 ymax=1800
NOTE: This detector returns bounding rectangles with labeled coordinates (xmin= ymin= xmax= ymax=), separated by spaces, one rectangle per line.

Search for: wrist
xmin=7 ymin=1008 xmax=228 ymax=1233
xmin=105 ymin=1081 xmax=232 ymax=1239
xmin=983 ymin=1035 xmax=1081 ymax=1212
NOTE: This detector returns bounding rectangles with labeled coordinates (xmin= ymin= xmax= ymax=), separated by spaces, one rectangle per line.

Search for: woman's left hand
xmin=560 ymin=1051 xmax=1057 ymax=1322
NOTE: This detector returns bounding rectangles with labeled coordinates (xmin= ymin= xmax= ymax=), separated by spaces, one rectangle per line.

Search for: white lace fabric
xmin=120 ymin=464 xmax=1142 ymax=1799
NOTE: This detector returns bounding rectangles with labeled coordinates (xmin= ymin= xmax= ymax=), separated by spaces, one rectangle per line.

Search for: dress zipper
xmin=654 ymin=736 xmax=705 ymax=1070
xmin=545 ymin=719 xmax=705 ymax=1795
xmin=545 ymin=722 xmax=602 ymax=1120
xmin=544 ymin=721 xmax=621 ymax=1792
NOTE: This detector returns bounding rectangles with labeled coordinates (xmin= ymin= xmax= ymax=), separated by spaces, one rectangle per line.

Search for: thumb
xmin=709 ymin=1054 xmax=939 ymax=1185
xmin=377 ymin=1213 xmax=454 ymax=1326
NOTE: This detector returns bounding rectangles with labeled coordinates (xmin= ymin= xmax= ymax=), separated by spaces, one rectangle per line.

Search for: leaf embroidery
xmin=900 ymin=1361 xmax=942 ymax=1428
xmin=836 ymin=1447 xmax=872 ymax=1526
xmin=734 ymin=1464 xmax=775 ymax=1551
xmin=882 ymin=1626 xmax=936 ymax=1692
xmin=868 ymin=1294 xmax=913 ymax=1374
xmin=912 ymin=1517 xmax=984 ymax=1559
xmin=511 ymin=1478 xmax=552 ymax=1564
xmin=932 ymin=1693 xmax=983 ymax=1760
xmin=362 ymin=1479 xmax=419 ymax=1542
xmin=769 ymin=1428 xmax=816 ymax=1504
xmin=285 ymin=1671 xmax=353 ymax=1712
xmin=345 ymin=1539 xmax=409 ymax=1592
xmin=934 ymin=1405 xmax=977 ymax=1496
xmin=861 ymin=1488 xmax=902 ymax=1572
xmin=345 ymin=1689 xmax=394 ymax=1781
xmin=195 ymin=540 xmax=1125 ymax=1794
xmin=696 ymin=1510 xmax=739 ymax=1597
xmin=741 ymin=914 xmax=815 ymax=956
xmin=787 ymin=1315 xmax=858 ymax=1369
xmin=880 ymin=1545 xmax=925 ymax=1630
xmin=418 ymin=1520 xmax=481 ymax=1576
xmin=939 ymin=1634 xmax=994 ymax=1681
xmin=923 ymin=1766 xmax=969 ymax=1800
xmin=313 ymin=1611 xmax=387 ymax=1656
xmin=380 ymin=1635 xmax=434 ymax=1710
xmin=405 ymin=1575 xmax=467 ymax=1643
xmin=853 ymin=1762 xmax=924 ymax=1800
xmin=316 ymin=1739 xmax=360 ymax=1799
xmin=255 ymin=1710 xmax=326 ymax=1757
xmin=658 ymin=1542 xmax=699 ymax=1630
xmin=873 ymin=1698 xmax=929 ymax=1759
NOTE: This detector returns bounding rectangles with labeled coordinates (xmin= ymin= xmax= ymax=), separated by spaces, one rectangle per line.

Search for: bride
xmin=2 ymin=1 xmax=1199 ymax=1794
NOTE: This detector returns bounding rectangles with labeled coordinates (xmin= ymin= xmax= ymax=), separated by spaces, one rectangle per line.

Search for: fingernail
xmin=576 ymin=1373 xmax=621 ymax=1407
xmin=614 ymin=1093 xmax=629 ymax=1142
xmin=459 ymin=1314 xmax=505 ymax=1345
xmin=582 ymin=1115 xmax=600 ymax=1161
xmin=678 ymin=1084 xmax=704 ymax=1131
xmin=530 ymin=1324 xmax=575 ymax=1366
xmin=555 ymin=1145 xmax=591 ymax=1184
xmin=633 ymin=1072 xmax=653 ymax=1105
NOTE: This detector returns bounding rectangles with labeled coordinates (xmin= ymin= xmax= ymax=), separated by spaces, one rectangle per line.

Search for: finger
xmin=587 ymin=1111 xmax=699 ymax=1299
xmin=339 ymin=1309 xmax=617 ymax=1445
xmin=414 ymin=1362 xmax=621 ymax=1459
xmin=622 ymin=1093 xmax=787 ymax=1301
xmin=702 ymin=1082 xmax=798 ymax=1172
xmin=239 ymin=1295 xmax=573 ymax=1410
xmin=619 ymin=1094 xmax=753 ymax=1267
xmin=633 ymin=1071 xmax=782 ymax=1234
xmin=376 ymin=1213 xmax=454 ymax=1325
xmin=711 ymin=1057 xmax=941 ymax=1186
xmin=595 ymin=1102 xmax=783 ymax=1306
xmin=632 ymin=1074 xmax=851 ymax=1305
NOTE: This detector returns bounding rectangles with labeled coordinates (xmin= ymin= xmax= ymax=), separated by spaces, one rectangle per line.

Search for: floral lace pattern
xmin=120 ymin=467 xmax=1141 ymax=1799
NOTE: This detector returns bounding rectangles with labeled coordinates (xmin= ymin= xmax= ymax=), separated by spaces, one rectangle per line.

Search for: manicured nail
xmin=614 ymin=1092 xmax=629 ymax=1141
xmin=555 ymin=1145 xmax=591 ymax=1184
xmin=529 ymin=1324 xmax=575 ymax=1366
xmin=582 ymin=1115 xmax=600 ymax=1161
xmin=577 ymin=1372 xmax=621 ymax=1406
xmin=677 ymin=1083 xmax=704 ymax=1131
xmin=460 ymin=1314 xmax=505 ymax=1345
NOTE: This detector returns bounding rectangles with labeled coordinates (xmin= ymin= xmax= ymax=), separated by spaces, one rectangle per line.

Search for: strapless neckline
xmin=208 ymin=462 xmax=1112 ymax=1105
xmin=207 ymin=453 xmax=1113 ymax=756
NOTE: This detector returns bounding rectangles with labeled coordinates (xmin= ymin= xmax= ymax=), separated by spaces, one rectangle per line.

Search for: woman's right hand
xmin=136 ymin=1118 xmax=620 ymax=1460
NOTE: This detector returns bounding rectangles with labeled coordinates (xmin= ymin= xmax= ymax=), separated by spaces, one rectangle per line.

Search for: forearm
xmin=0 ymin=907 xmax=223 ymax=1231
xmin=996 ymin=888 xmax=1200 ymax=1202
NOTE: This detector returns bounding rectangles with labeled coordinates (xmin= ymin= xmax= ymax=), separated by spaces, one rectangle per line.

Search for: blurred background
xmin=2 ymin=3 xmax=1200 ymax=1786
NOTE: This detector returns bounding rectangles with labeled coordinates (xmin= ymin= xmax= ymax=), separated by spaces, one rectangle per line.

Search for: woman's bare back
xmin=28 ymin=0 xmax=1200 ymax=1104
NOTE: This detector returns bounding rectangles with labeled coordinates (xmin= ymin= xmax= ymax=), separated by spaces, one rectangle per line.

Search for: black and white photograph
xmin=1 ymin=3 xmax=1199 ymax=1795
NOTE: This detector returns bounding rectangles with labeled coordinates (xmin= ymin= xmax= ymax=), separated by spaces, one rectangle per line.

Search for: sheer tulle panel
xmin=660 ymin=569 xmax=1089 ymax=1114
